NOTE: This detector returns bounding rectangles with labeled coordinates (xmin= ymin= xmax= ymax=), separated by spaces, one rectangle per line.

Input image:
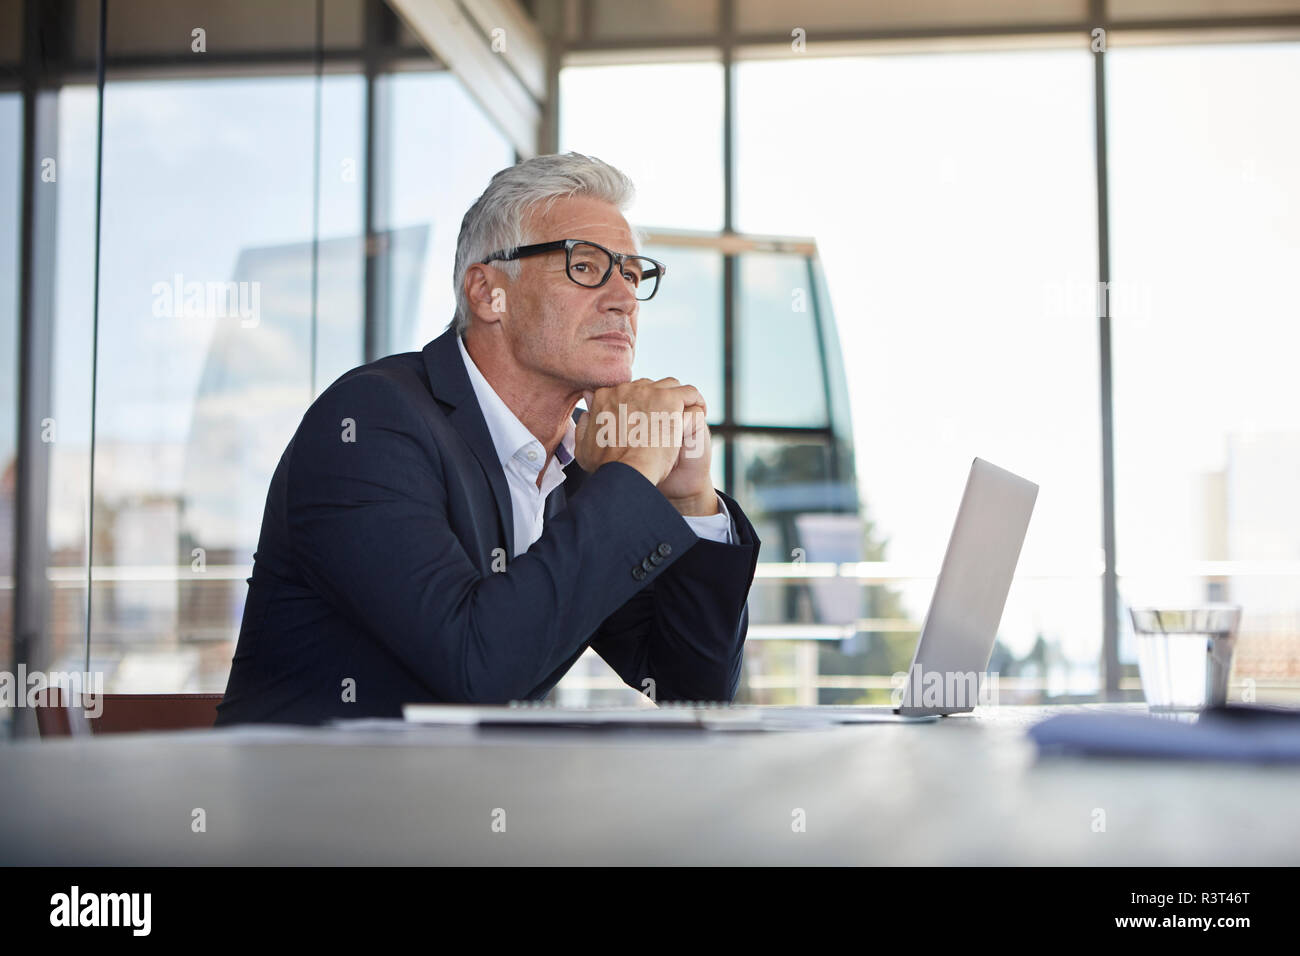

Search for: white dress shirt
xmin=457 ymin=336 xmax=733 ymax=557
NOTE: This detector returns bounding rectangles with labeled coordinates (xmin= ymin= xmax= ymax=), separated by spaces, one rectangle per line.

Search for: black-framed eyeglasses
xmin=480 ymin=238 xmax=665 ymax=301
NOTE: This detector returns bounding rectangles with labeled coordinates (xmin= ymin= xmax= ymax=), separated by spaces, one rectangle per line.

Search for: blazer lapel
xmin=421 ymin=326 xmax=515 ymax=558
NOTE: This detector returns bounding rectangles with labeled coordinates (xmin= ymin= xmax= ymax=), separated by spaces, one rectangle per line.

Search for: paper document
xmin=402 ymin=703 xmax=771 ymax=730
xmin=400 ymin=702 xmax=938 ymax=730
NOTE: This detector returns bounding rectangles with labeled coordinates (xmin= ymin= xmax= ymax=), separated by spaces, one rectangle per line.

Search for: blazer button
xmin=632 ymin=567 xmax=647 ymax=581
xmin=657 ymin=542 xmax=672 ymax=557
xmin=649 ymin=552 xmax=664 ymax=566
xmin=641 ymin=556 xmax=654 ymax=572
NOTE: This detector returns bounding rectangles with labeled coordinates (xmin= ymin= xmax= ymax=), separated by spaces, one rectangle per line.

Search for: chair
xmin=33 ymin=689 xmax=223 ymax=738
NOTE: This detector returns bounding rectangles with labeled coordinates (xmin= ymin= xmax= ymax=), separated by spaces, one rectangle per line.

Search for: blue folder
xmin=1027 ymin=704 xmax=1300 ymax=763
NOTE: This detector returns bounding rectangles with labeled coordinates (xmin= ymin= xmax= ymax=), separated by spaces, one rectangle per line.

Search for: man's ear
xmin=464 ymin=263 xmax=506 ymax=326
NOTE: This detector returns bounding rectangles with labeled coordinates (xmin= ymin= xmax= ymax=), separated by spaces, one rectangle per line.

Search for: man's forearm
xmin=591 ymin=492 xmax=760 ymax=702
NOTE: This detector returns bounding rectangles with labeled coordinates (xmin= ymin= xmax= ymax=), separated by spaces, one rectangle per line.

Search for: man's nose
xmin=603 ymin=264 xmax=639 ymax=311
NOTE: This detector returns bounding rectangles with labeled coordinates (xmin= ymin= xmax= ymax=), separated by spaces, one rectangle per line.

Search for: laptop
xmin=764 ymin=456 xmax=1038 ymax=723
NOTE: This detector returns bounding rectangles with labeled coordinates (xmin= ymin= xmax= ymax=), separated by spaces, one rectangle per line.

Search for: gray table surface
xmin=1 ymin=703 xmax=1296 ymax=865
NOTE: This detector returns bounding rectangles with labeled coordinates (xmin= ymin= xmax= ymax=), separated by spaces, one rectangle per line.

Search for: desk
xmin=1 ymin=704 xmax=1295 ymax=865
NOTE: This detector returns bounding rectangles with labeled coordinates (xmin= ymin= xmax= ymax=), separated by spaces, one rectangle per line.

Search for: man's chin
xmin=587 ymin=371 xmax=633 ymax=388
xmin=582 ymin=352 xmax=634 ymax=388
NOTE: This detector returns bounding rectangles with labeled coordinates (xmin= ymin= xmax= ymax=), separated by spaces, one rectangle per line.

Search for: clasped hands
xmin=574 ymin=377 xmax=718 ymax=517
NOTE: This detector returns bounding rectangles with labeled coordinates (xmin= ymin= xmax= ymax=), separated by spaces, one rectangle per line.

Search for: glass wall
xmin=80 ymin=71 xmax=357 ymax=689
xmin=44 ymin=81 xmax=99 ymax=697
xmin=8 ymin=0 xmax=517 ymax=710
xmin=1108 ymin=42 xmax=1300 ymax=700
xmin=627 ymin=242 xmax=726 ymax=422
xmin=559 ymin=60 xmax=725 ymax=232
xmin=11 ymin=1 xmax=1300 ymax=717
xmin=378 ymin=69 xmax=515 ymax=354
xmin=560 ymin=57 xmax=870 ymax=704
xmin=561 ymin=34 xmax=1300 ymax=704
xmin=738 ymin=51 xmax=1102 ymax=701
xmin=0 ymin=78 xmax=18 ymax=722
xmin=562 ymin=49 xmax=1104 ymax=703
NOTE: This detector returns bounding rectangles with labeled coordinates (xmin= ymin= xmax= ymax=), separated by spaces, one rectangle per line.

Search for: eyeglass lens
xmin=568 ymin=242 xmax=659 ymax=300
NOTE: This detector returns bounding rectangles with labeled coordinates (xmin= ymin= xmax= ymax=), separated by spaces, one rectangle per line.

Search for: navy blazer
xmin=215 ymin=327 xmax=761 ymax=726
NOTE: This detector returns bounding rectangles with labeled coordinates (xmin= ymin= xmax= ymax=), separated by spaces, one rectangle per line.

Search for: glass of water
xmin=1128 ymin=605 xmax=1242 ymax=721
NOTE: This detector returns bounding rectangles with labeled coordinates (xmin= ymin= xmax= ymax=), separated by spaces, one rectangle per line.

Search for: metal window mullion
xmin=362 ymin=0 xmax=389 ymax=361
xmin=83 ymin=0 xmax=107 ymax=680
xmin=11 ymin=0 xmax=66 ymax=738
xmin=1091 ymin=3 xmax=1121 ymax=699
xmin=721 ymin=0 xmax=736 ymax=497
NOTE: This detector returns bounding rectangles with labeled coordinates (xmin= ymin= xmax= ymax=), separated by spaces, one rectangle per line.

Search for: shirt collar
xmin=457 ymin=335 xmax=576 ymax=472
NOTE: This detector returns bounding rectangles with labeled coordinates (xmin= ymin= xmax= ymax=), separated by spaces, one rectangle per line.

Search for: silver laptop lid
xmin=898 ymin=457 xmax=1038 ymax=716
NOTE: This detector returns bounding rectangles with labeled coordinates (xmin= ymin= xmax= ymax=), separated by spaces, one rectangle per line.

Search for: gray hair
xmin=450 ymin=151 xmax=637 ymax=336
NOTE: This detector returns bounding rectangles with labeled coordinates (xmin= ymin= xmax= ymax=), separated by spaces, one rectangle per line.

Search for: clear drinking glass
xmin=1128 ymin=605 xmax=1242 ymax=721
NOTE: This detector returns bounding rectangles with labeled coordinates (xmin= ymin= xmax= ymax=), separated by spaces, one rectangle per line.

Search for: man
xmin=215 ymin=152 xmax=760 ymax=726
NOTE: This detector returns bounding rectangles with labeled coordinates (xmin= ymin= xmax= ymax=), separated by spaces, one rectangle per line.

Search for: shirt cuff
xmin=681 ymin=493 xmax=735 ymax=545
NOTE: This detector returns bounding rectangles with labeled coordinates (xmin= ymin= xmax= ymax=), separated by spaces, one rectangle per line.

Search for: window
xmin=378 ymin=69 xmax=514 ymax=354
xmin=77 ymin=72 xmax=363 ymax=690
xmin=735 ymin=51 xmax=1103 ymax=699
xmin=7 ymin=0 xmax=529 ymax=705
xmin=45 ymin=85 xmax=101 ymax=686
xmin=1109 ymin=42 xmax=1300 ymax=696
xmin=631 ymin=242 xmax=725 ymax=420
xmin=0 ymin=90 xmax=19 ymax=699
xmin=737 ymin=251 xmax=828 ymax=427
xmin=12 ymin=0 xmax=1300 ymax=713
xmin=560 ymin=60 xmax=725 ymax=231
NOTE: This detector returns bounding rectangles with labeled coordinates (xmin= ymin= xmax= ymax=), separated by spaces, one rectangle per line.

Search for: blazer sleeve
xmin=284 ymin=371 xmax=702 ymax=703
xmin=588 ymin=490 xmax=761 ymax=702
